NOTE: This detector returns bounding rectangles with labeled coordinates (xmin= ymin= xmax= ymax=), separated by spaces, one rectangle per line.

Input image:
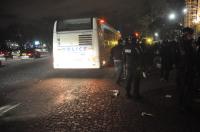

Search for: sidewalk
xmin=110 ymin=70 xmax=200 ymax=132
xmin=118 ymin=69 xmax=200 ymax=106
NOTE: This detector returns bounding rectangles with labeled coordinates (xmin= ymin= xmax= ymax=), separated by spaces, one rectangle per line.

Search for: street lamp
xmin=154 ymin=32 xmax=159 ymax=37
xmin=183 ymin=8 xmax=187 ymax=14
xmin=168 ymin=13 xmax=176 ymax=20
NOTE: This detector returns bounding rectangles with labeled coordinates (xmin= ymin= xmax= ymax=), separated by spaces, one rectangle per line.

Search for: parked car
xmin=21 ymin=49 xmax=41 ymax=59
xmin=0 ymin=49 xmax=12 ymax=59
xmin=11 ymin=50 xmax=21 ymax=57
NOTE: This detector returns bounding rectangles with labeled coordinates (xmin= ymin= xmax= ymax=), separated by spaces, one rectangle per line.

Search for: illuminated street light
xmin=168 ymin=13 xmax=176 ymax=20
xmin=154 ymin=32 xmax=159 ymax=37
xmin=183 ymin=8 xmax=187 ymax=14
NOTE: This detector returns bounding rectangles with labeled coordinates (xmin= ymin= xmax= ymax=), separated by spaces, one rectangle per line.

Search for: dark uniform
xmin=196 ymin=37 xmax=200 ymax=78
xmin=160 ymin=40 xmax=173 ymax=81
xmin=175 ymin=27 xmax=196 ymax=109
xmin=193 ymin=38 xmax=200 ymax=95
xmin=110 ymin=39 xmax=124 ymax=84
xmin=123 ymin=38 xmax=143 ymax=99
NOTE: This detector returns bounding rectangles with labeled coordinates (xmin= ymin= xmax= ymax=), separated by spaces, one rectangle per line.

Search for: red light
xmin=133 ymin=32 xmax=140 ymax=38
xmin=99 ymin=19 xmax=105 ymax=24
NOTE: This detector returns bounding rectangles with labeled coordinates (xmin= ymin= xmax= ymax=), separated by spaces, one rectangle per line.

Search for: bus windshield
xmin=57 ymin=18 xmax=92 ymax=32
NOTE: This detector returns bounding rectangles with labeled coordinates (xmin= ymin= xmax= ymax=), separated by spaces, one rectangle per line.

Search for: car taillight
xmin=28 ymin=53 xmax=32 ymax=56
xmin=0 ymin=52 xmax=5 ymax=55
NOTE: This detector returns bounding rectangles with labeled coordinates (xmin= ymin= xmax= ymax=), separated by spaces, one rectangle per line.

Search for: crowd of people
xmin=110 ymin=27 xmax=200 ymax=111
xmin=159 ymin=27 xmax=200 ymax=110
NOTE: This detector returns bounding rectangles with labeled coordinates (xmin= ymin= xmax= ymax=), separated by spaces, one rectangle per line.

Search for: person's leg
xmin=133 ymin=71 xmax=141 ymax=99
xmin=185 ymin=70 xmax=195 ymax=108
xmin=114 ymin=60 xmax=118 ymax=73
xmin=176 ymin=69 xmax=186 ymax=109
xmin=113 ymin=60 xmax=119 ymax=80
xmin=160 ymin=59 xmax=165 ymax=81
xmin=116 ymin=61 xmax=123 ymax=84
xmin=125 ymin=69 xmax=133 ymax=98
xmin=164 ymin=69 xmax=170 ymax=82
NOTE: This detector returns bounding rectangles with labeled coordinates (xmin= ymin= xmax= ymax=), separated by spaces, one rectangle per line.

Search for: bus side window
xmin=97 ymin=30 xmax=104 ymax=48
xmin=103 ymin=29 xmax=117 ymax=48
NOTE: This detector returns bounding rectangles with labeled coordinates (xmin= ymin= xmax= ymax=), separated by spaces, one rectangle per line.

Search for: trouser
xmin=161 ymin=68 xmax=170 ymax=81
xmin=125 ymin=68 xmax=141 ymax=97
xmin=161 ymin=61 xmax=171 ymax=81
xmin=176 ymin=68 xmax=194 ymax=108
xmin=114 ymin=60 xmax=123 ymax=83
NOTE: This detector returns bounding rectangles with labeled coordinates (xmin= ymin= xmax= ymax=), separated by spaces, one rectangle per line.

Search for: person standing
xmin=110 ymin=39 xmax=124 ymax=85
xmin=195 ymin=37 xmax=200 ymax=78
xmin=175 ymin=27 xmax=196 ymax=110
xmin=160 ymin=40 xmax=173 ymax=82
xmin=123 ymin=37 xmax=143 ymax=99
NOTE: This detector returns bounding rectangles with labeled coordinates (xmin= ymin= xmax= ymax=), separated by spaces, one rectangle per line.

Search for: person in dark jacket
xmin=110 ymin=39 xmax=124 ymax=84
xmin=194 ymin=37 xmax=200 ymax=92
xmin=123 ymin=37 xmax=143 ymax=99
xmin=196 ymin=37 xmax=200 ymax=78
xmin=175 ymin=27 xmax=196 ymax=110
xmin=160 ymin=40 xmax=173 ymax=82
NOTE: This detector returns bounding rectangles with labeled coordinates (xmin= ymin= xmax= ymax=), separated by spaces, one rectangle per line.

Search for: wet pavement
xmin=0 ymin=57 xmax=200 ymax=132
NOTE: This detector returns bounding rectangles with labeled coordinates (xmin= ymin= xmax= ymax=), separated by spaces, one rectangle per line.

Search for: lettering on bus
xmin=58 ymin=46 xmax=91 ymax=52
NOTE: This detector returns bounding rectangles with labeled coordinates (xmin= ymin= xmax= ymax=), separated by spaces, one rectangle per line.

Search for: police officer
xmin=110 ymin=39 xmax=124 ymax=84
xmin=196 ymin=37 xmax=200 ymax=78
xmin=123 ymin=37 xmax=143 ymax=99
xmin=175 ymin=27 xmax=196 ymax=110
xmin=160 ymin=40 xmax=173 ymax=82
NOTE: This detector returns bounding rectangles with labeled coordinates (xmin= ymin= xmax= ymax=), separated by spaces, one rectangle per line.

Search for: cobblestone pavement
xmin=0 ymin=59 xmax=200 ymax=132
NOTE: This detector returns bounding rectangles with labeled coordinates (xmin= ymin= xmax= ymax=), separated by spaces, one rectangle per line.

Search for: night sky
xmin=0 ymin=0 xmax=184 ymax=39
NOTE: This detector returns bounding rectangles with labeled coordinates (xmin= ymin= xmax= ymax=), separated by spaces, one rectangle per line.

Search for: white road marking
xmin=0 ymin=103 xmax=21 ymax=116
xmin=2 ymin=114 xmax=38 ymax=121
xmin=0 ymin=105 xmax=11 ymax=111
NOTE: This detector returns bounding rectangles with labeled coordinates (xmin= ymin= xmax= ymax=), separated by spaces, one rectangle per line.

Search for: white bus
xmin=53 ymin=17 xmax=121 ymax=69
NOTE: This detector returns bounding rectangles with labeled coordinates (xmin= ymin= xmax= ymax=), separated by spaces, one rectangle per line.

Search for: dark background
xmin=0 ymin=0 xmax=184 ymax=43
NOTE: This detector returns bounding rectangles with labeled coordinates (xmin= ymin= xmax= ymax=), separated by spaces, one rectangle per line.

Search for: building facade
xmin=184 ymin=0 xmax=200 ymax=36
xmin=184 ymin=0 xmax=198 ymax=27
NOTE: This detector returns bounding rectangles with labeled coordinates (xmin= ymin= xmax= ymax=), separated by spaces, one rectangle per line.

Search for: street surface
xmin=0 ymin=56 xmax=200 ymax=132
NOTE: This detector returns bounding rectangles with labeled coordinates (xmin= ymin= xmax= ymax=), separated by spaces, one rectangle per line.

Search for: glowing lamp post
xmin=154 ymin=32 xmax=159 ymax=37
xmin=183 ymin=8 xmax=187 ymax=14
xmin=168 ymin=13 xmax=176 ymax=20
